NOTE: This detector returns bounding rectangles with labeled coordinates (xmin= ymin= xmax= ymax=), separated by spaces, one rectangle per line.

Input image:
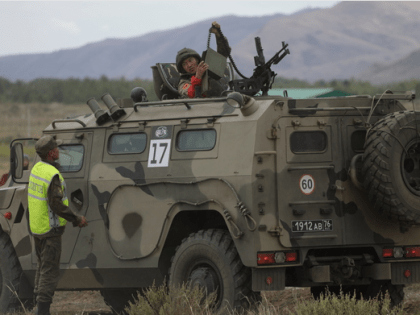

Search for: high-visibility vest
xmin=28 ymin=161 xmax=68 ymax=235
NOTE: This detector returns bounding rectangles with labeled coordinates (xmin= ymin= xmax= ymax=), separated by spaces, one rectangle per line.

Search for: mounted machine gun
xmin=229 ymin=37 xmax=290 ymax=96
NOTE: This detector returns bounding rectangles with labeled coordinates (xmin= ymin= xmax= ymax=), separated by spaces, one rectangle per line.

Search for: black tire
xmin=168 ymin=229 xmax=260 ymax=314
xmin=100 ymin=288 xmax=140 ymax=315
xmin=365 ymin=280 xmax=404 ymax=307
xmin=362 ymin=111 xmax=420 ymax=224
xmin=0 ymin=230 xmax=24 ymax=313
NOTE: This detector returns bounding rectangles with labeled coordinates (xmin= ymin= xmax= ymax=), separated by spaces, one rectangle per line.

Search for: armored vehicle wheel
xmin=0 ymin=230 xmax=24 ymax=313
xmin=169 ymin=229 xmax=260 ymax=313
xmin=362 ymin=111 xmax=420 ymax=224
xmin=365 ymin=280 xmax=404 ymax=307
xmin=100 ymin=288 xmax=139 ymax=314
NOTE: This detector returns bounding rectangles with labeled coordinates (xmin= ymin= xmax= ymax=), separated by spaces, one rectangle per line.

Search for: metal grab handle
xmin=133 ymin=97 xmax=227 ymax=111
xmin=52 ymin=119 xmax=86 ymax=129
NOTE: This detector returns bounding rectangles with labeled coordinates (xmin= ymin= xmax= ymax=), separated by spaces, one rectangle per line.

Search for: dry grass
xmin=0 ymin=102 xmax=88 ymax=174
xmin=4 ymin=284 xmax=420 ymax=314
xmin=0 ymin=102 xmax=87 ymax=139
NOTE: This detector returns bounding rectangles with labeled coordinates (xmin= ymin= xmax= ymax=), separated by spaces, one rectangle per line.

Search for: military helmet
xmin=130 ymin=87 xmax=148 ymax=103
xmin=176 ymin=48 xmax=201 ymax=74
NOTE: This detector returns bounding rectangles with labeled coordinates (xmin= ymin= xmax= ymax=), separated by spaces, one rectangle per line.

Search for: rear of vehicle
xmin=253 ymin=92 xmax=420 ymax=305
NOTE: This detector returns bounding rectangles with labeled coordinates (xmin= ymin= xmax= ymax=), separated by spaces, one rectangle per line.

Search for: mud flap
xmin=252 ymin=268 xmax=285 ymax=291
xmin=308 ymin=265 xmax=331 ymax=283
xmin=391 ymin=262 xmax=420 ymax=284
xmin=362 ymin=263 xmax=391 ymax=280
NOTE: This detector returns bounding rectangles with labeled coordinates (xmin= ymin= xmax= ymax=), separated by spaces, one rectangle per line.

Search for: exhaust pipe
xmin=86 ymin=97 xmax=110 ymax=125
xmin=101 ymin=93 xmax=126 ymax=121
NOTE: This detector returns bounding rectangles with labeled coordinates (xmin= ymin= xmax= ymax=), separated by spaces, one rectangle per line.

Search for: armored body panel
xmin=1 ymin=90 xmax=419 ymax=313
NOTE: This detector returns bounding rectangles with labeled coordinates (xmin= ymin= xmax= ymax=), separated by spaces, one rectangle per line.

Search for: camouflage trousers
xmin=34 ymin=235 xmax=61 ymax=303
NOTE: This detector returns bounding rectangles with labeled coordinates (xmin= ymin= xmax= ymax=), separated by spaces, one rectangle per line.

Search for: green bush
xmin=126 ymin=283 xmax=217 ymax=315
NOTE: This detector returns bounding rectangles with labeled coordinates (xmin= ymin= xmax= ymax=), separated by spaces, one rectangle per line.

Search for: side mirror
xmin=11 ymin=142 xmax=24 ymax=180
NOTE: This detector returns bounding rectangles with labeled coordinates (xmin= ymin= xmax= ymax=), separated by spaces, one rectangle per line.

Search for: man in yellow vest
xmin=28 ymin=135 xmax=88 ymax=315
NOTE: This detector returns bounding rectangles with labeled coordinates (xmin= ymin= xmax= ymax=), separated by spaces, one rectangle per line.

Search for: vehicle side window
xmin=290 ymin=131 xmax=327 ymax=153
xmin=351 ymin=130 xmax=366 ymax=152
xmin=176 ymin=129 xmax=216 ymax=152
xmin=57 ymin=145 xmax=84 ymax=172
xmin=108 ymin=133 xmax=147 ymax=155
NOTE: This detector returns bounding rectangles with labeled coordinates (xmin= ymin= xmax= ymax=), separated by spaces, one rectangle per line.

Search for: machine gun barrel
xmin=254 ymin=37 xmax=265 ymax=66
xmin=266 ymin=42 xmax=289 ymax=67
xmin=273 ymin=48 xmax=290 ymax=65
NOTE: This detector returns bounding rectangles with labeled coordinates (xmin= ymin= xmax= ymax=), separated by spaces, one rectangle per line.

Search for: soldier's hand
xmin=195 ymin=61 xmax=209 ymax=79
xmin=78 ymin=216 xmax=88 ymax=228
xmin=210 ymin=21 xmax=221 ymax=36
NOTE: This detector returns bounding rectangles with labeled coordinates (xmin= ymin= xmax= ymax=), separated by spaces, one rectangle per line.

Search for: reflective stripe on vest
xmin=28 ymin=161 xmax=68 ymax=235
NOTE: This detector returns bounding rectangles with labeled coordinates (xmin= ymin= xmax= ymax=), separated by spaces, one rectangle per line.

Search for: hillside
xmin=357 ymin=48 xmax=420 ymax=84
xmin=0 ymin=14 xmax=284 ymax=82
xmin=1 ymin=2 xmax=420 ymax=83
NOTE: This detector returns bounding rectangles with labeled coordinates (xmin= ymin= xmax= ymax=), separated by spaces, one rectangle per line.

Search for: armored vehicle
xmin=1 ymin=34 xmax=420 ymax=314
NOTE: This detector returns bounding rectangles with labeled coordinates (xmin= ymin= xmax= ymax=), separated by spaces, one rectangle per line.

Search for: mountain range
xmin=1 ymin=1 xmax=420 ymax=84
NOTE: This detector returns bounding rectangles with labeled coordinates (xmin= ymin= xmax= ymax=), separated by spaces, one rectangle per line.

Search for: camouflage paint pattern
xmin=1 ymin=92 xmax=419 ymax=294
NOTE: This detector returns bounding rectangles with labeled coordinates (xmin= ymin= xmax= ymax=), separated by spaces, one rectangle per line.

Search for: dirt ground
xmin=43 ymin=284 xmax=420 ymax=315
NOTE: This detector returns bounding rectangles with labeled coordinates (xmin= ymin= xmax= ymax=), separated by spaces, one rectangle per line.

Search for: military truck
xmin=1 ymin=35 xmax=420 ymax=314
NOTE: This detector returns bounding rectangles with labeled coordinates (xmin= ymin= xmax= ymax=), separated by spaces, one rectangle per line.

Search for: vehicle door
xmin=276 ymin=115 xmax=344 ymax=248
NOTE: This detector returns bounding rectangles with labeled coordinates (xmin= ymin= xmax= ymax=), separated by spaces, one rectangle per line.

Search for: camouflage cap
xmin=35 ymin=136 xmax=63 ymax=157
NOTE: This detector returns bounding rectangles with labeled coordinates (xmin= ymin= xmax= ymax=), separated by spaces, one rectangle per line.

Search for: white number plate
xmin=148 ymin=139 xmax=171 ymax=167
xmin=292 ymin=220 xmax=333 ymax=232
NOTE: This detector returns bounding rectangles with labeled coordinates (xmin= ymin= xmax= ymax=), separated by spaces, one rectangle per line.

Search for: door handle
xmin=71 ymin=189 xmax=84 ymax=208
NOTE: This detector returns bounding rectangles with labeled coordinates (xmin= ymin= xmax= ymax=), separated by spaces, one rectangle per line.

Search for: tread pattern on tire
xmin=169 ymin=229 xmax=260 ymax=312
xmin=362 ymin=111 xmax=420 ymax=224
xmin=0 ymin=230 xmax=23 ymax=313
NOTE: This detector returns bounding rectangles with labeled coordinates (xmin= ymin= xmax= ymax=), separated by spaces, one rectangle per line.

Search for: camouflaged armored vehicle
xmin=1 ymin=35 xmax=420 ymax=314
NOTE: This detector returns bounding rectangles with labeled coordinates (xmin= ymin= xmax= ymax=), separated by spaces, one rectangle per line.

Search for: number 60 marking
xmin=299 ymin=174 xmax=315 ymax=195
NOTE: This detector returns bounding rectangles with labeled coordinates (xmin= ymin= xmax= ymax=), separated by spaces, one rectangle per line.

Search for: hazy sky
xmin=0 ymin=1 xmax=339 ymax=57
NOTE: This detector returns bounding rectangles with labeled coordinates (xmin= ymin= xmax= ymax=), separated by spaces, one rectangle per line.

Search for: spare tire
xmin=362 ymin=111 xmax=420 ymax=224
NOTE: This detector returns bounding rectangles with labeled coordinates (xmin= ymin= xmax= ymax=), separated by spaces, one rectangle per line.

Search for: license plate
xmin=292 ymin=220 xmax=333 ymax=232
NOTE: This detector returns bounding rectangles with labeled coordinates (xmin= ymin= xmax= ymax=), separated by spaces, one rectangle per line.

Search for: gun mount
xmin=230 ymin=37 xmax=290 ymax=96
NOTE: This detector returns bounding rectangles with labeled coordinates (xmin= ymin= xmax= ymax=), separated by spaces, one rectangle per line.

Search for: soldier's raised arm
xmin=210 ymin=21 xmax=231 ymax=57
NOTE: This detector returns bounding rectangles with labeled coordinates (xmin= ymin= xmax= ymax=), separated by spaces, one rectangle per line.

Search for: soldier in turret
xmin=176 ymin=21 xmax=231 ymax=98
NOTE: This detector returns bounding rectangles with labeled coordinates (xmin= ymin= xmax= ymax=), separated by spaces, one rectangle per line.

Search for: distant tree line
xmin=273 ymin=77 xmax=420 ymax=97
xmin=0 ymin=76 xmax=419 ymax=104
xmin=0 ymin=76 xmax=157 ymax=104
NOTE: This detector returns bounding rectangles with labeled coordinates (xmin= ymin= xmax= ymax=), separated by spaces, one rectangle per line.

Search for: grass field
xmin=0 ymin=102 xmax=88 ymax=174
xmin=10 ymin=284 xmax=420 ymax=315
